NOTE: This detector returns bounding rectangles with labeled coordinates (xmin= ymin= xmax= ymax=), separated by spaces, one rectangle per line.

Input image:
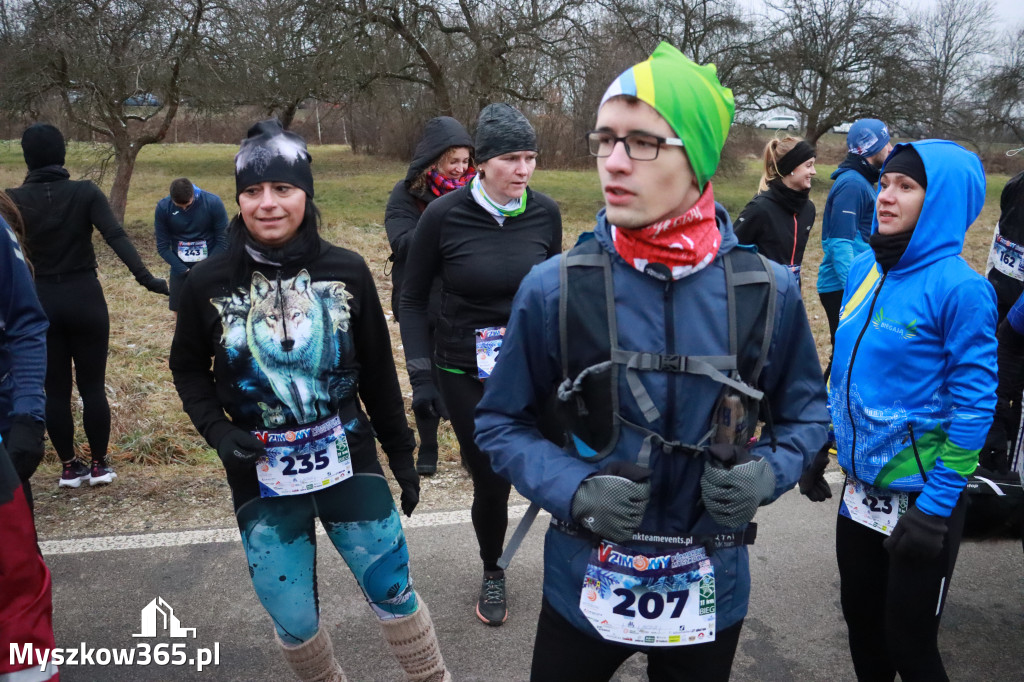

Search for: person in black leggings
xmin=400 ymin=104 xmax=562 ymax=626
xmin=7 ymin=124 xmax=168 ymax=488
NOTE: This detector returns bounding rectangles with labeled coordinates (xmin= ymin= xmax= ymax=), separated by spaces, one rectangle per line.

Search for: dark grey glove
xmin=216 ymin=429 xmax=266 ymax=472
xmin=138 ymin=273 xmax=169 ymax=296
xmin=570 ymin=461 xmax=651 ymax=543
xmin=409 ymin=368 xmax=443 ymax=420
xmin=883 ymin=505 xmax=948 ymax=561
xmin=5 ymin=414 xmax=45 ymax=482
xmin=391 ymin=467 xmax=420 ymax=517
xmin=799 ymin=443 xmax=833 ymax=502
xmin=700 ymin=444 xmax=776 ymax=528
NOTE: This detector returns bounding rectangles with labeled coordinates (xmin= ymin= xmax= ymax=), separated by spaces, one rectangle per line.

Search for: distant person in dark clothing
xmin=399 ymin=103 xmax=562 ymax=627
xmin=385 ymin=116 xmax=475 ymax=475
xmin=735 ymin=136 xmax=816 ymax=287
xmin=155 ymin=177 xmax=228 ymax=314
xmin=7 ymin=123 xmax=168 ymax=490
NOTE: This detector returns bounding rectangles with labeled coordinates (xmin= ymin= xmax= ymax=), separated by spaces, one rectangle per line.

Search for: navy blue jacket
xmin=0 ymin=218 xmax=47 ymax=433
xmin=476 ymin=206 xmax=829 ymax=636
xmin=154 ymin=186 xmax=229 ymax=276
xmin=817 ymin=154 xmax=879 ymax=294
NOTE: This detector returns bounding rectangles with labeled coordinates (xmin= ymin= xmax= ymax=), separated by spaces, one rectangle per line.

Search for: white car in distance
xmin=756 ymin=115 xmax=799 ymax=131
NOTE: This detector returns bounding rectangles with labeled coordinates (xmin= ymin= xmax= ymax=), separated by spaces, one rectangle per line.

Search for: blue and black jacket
xmin=154 ymin=186 xmax=229 ymax=276
xmin=817 ymin=154 xmax=879 ymax=294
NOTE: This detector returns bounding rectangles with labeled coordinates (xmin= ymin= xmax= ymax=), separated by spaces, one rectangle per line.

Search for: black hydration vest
xmin=554 ymin=235 xmax=778 ymax=467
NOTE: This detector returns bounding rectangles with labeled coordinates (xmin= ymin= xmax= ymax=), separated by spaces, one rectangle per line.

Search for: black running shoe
xmin=476 ymin=572 xmax=507 ymax=626
xmin=58 ymin=459 xmax=91 ymax=488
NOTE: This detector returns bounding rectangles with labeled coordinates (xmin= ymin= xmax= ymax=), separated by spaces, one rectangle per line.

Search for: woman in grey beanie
xmin=399 ymin=103 xmax=563 ymax=627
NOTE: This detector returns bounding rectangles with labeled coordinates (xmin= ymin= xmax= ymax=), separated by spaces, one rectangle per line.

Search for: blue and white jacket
xmin=830 ymin=140 xmax=997 ymax=517
xmin=817 ymin=154 xmax=880 ymax=295
xmin=476 ymin=205 xmax=828 ymax=636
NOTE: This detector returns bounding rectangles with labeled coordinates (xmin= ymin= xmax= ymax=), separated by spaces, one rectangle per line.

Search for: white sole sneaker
xmin=58 ymin=476 xmax=87 ymax=488
xmin=89 ymin=471 xmax=118 ymax=486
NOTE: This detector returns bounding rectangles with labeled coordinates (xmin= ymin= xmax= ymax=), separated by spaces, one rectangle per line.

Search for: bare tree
xmin=916 ymin=0 xmax=996 ymax=139
xmin=979 ymin=25 xmax=1024 ymax=146
xmin=745 ymin=0 xmax=917 ymax=143
xmin=5 ymin=0 xmax=212 ymax=221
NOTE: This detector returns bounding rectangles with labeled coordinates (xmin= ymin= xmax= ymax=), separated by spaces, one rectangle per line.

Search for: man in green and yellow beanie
xmin=475 ymin=42 xmax=829 ymax=679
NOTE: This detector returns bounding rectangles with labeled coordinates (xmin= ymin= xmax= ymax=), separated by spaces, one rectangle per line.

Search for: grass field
xmin=0 ymin=140 xmax=1009 ymax=469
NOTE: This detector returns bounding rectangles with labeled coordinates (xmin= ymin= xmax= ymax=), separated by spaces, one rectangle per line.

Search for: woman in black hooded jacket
xmin=734 ymin=136 xmax=817 ymax=287
xmin=385 ymin=116 xmax=474 ymax=474
xmin=7 ymin=124 xmax=168 ymax=490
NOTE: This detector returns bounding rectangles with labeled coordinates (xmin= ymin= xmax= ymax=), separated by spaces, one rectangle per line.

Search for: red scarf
xmin=612 ymin=183 xmax=720 ymax=280
xmin=428 ymin=167 xmax=476 ymax=197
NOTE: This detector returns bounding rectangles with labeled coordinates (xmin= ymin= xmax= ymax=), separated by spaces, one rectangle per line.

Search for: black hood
xmin=833 ymin=152 xmax=880 ymax=186
xmin=404 ymin=116 xmax=474 ymax=185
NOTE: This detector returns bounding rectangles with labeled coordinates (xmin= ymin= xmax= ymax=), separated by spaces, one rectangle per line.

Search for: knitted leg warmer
xmin=276 ymin=628 xmax=347 ymax=682
xmin=378 ymin=600 xmax=451 ymax=682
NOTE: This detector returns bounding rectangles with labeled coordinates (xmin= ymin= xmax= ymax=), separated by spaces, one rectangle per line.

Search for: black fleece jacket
xmin=384 ymin=117 xmax=474 ymax=318
xmin=988 ymin=170 xmax=1024 ymax=319
xmin=7 ymin=166 xmax=156 ymax=283
xmin=170 ymin=235 xmax=415 ymax=507
xmin=734 ymin=182 xmax=816 ymax=270
xmin=399 ymin=185 xmax=562 ymax=373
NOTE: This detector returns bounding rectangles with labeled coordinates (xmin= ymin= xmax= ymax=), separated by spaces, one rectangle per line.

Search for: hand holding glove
xmin=799 ymin=443 xmax=833 ymax=502
xmin=5 ymin=414 xmax=45 ymax=482
xmin=409 ymin=368 xmax=444 ymax=420
xmin=216 ymin=429 xmax=266 ymax=472
xmin=883 ymin=505 xmax=948 ymax=561
xmin=571 ymin=461 xmax=651 ymax=543
xmin=391 ymin=467 xmax=420 ymax=517
xmin=138 ymin=273 xmax=170 ymax=296
xmin=700 ymin=444 xmax=776 ymax=528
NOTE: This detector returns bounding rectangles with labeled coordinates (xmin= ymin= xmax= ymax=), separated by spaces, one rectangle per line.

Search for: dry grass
xmin=0 ymin=139 xmax=1010 ymax=534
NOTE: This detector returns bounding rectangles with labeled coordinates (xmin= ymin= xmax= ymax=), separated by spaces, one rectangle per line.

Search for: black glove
xmin=5 ymin=414 xmax=45 ymax=482
xmin=700 ymin=444 xmax=776 ymax=528
xmin=392 ymin=467 xmax=420 ymax=517
xmin=216 ymin=429 xmax=266 ymax=472
xmin=409 ymin=368 xmax=443 ymax=420
xmin=570 ymin=461 xmax=652 ymax=543
xmin=139 ymin=273 xmax=170 ymax=296
xmin=799 ymin=443 xmax=833 ymax=502
xmin=883 ymin=505 xmax=948 ymax=561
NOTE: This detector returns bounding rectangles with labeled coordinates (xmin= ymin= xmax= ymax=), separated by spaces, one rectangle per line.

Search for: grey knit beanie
xmin=235 ymin=119 xmax=314 ymax=200
xmin=474 ymin=103 xmax=537 ymax=163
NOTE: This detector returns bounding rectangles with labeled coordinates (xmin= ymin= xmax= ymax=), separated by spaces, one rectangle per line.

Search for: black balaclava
xmin=871 ymin=145 xmax=927 ymax=272
xmin=22 ymin=123 xmax=66 ymax=170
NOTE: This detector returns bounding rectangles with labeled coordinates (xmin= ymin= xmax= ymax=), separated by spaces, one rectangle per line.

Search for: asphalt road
xmin=34 ymin=477 xmax=1023 ymax=681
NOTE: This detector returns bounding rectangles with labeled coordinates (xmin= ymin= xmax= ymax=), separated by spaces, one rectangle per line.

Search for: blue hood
xmin=875 ymin=140 xmax=985 ymax=273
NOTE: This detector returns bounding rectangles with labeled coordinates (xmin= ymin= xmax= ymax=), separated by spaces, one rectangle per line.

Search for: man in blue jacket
xmin=817 ymin=119 xmax=892 ymax=367
xmin=475 ymin=43 xmax=828 ymax=681
xmin=154 ymin=178 xmax=228 ymax=313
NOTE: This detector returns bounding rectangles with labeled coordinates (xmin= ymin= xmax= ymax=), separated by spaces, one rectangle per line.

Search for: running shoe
xmin=58 ymin=459 xmax=91 ymax=488
xmin=89 ymin=461 xmax=118 ymax=486
xmin=476 ymin=572 xmax=508 ymax=626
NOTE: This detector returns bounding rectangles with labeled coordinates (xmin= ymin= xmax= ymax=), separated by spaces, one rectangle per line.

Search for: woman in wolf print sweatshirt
xmin=170 ymin=120 xmax=451 ymax=682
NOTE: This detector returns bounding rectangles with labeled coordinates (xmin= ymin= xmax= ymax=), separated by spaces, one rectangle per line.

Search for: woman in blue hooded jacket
xmin=829 ymin=140 xmax=997 ymax=681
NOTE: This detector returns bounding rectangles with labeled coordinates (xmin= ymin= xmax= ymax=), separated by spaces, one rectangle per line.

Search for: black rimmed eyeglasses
xmin=585 ymin=130 xmax=685 ymax=161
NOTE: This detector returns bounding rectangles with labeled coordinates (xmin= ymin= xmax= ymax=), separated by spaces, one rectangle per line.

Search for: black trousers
xmin=35 ymin=273 xmax=111 ymax=464
xmin=530 ymin=598 xmax=742 ymax=682
xmin=437 ymin=369 xmax=510 ymax=571
xmin=836 ymin=496 xmax=967 ymax=682
xmin=819 ymin=289 xmax=844 ymax=382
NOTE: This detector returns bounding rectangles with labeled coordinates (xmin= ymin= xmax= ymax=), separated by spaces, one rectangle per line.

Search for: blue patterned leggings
xmin=235 ymin=473 xmax=419 ymax=644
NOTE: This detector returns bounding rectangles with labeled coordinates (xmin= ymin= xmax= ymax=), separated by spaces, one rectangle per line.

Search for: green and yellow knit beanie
xmin=599 ymin=42 xmax=734 ymax=190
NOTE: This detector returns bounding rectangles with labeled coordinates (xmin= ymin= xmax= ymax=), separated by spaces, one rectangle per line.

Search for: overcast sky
xmin=739 ymin=0 xmax=1024 ymax=30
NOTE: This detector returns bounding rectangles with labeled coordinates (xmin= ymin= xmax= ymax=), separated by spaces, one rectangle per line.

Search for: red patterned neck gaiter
xmin=612 ymin=182 xmax=720 ymax=280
